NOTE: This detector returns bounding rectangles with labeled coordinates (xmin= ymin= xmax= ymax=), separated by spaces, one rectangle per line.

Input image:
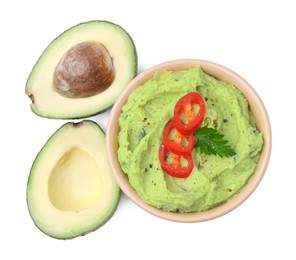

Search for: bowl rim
xmin=106 ymin=58 xmax=272 ymax=222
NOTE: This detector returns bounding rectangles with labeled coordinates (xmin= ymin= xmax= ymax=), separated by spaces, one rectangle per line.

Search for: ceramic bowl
xmin=106 ymin=59 xmax=272 ymax=222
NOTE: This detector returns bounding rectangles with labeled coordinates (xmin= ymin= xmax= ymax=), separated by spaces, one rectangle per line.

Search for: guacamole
xmin=117 ymin=66 xmax=263 ymax=212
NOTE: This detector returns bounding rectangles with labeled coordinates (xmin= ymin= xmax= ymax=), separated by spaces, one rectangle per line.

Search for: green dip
xmin=117 ymin=66 xmax=263 ymax=212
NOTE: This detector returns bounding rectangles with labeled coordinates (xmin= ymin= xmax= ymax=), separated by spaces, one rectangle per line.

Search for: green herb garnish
xmin=139 ymin=127 xmax=147 ymax=139
xmin=194 ymin=126 xmax=236 ymax=157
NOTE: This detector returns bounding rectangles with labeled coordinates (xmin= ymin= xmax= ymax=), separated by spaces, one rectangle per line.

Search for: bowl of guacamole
xmin=106 ymin=59 xmax=271 ymax=222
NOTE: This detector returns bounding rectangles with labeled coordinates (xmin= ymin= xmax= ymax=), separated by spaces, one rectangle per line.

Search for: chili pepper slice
xmin=174 ymin=92 xmax=205 ymax=134
xmin=162 ymin=118 xmax=194 ymax=155
xmin=158 ymin=142 xmax=193 ymax=178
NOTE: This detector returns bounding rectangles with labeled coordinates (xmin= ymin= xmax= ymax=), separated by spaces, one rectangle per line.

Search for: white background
xmin=1 ymin=0 xmax=295 ymax=259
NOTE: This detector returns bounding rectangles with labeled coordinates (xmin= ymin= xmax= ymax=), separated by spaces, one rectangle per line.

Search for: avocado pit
xmin=53 ymin=41 xmax=115 ymax=98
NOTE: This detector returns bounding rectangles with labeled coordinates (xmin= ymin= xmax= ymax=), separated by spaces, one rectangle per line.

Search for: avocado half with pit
xmin=26 ymin=20 xmax=137 ymax=119
xmin=27 ymin=120 xmax=120 ymax=239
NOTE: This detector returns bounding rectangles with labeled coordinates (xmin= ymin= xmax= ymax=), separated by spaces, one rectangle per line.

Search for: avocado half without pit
xmin=26 ymin=120 xmax=120 ymax=239
xmin=26 ymin=20 xmax=137 ymax=119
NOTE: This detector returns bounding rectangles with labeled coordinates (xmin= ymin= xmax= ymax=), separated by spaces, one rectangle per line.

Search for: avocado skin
xmin=26 ymin=120 xmax=121 ymax=239
xmin=25 ymin=20 xmax=138 ymax=119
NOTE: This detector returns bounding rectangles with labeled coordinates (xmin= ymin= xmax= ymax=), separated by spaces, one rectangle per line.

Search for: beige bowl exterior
xmin=106 ymin=59 xmax=272 ymax=222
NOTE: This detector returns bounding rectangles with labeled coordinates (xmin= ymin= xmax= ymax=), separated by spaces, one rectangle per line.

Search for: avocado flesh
xmin=27 ymin=120 xmax=120 ymax=239
xmin=26 ymin=20 xmax=137 ymax=119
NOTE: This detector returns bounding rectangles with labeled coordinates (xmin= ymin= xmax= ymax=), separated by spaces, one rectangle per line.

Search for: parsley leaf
xmin=194 ymin=126 xmax=236 ymax=157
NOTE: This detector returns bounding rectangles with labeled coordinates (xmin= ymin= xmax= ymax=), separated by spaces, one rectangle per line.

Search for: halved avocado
xmin=26 ymin=20 xmax=137 ymax=119
xmin=27 ymin=120 xmax=120 ymax=239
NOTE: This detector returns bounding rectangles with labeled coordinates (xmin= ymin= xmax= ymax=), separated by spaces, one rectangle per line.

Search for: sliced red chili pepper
xmin=174 ymin=92 xmax=205 ymax=134
xmin=158 ymin=142 xmax=193 ymax=178
xmin=162 ymin=118 xmax=194 ymax=155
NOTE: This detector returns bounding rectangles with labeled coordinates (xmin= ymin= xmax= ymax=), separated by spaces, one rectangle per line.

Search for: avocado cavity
xmin=48 ymin=147 xmax=103 ymax=211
